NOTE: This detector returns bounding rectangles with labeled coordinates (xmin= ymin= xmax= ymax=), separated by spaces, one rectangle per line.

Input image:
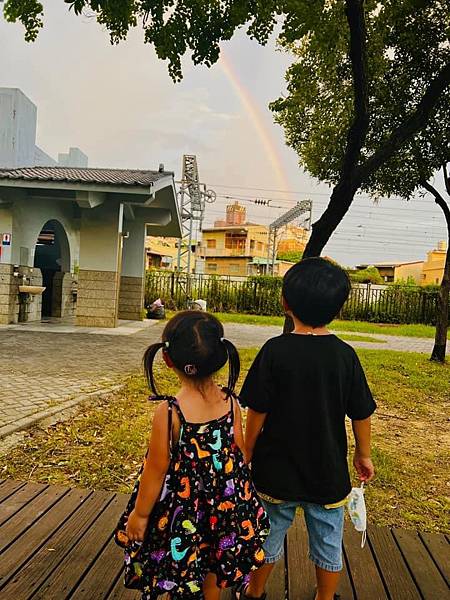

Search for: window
xmin=257 ymin=242 xmax=263 ymax=252
xmin=225 ymin=232 xmax=246 ymax=252
xmin=207 ymin=239 xmax=216 ymax=249
xmin=250 ymin=240 xmax=255 ymax=251
xmin=208 ymin=263 xmax=218 ymax=272
xmin=229 ymin=264 xmax=241 ymax=274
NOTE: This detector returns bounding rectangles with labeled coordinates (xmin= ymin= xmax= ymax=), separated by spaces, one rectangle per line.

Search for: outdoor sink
xmin=18 ymin=285 xmax=46 ymax=295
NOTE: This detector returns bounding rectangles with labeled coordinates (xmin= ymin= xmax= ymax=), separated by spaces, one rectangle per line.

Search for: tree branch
xmin=302 ymin=0 xmax=368 ymax=258
xmin=341 ymin=0 xmax=370 ymax=180
xmin=422 ymin=179 xmax=450 ymax=238
xmin=443 ymin=162 xmax=450 ymax=196
xmin=356 ymin=60 xmax=450 ymax=184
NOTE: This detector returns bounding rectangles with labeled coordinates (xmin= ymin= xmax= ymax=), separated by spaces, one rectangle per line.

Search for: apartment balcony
xmin=199 ymin=247 xmax=268 ymax=258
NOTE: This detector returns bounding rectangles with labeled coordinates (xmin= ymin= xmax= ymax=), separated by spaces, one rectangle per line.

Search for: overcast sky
xmin=1 ymin=1 xmax=447 ymax=267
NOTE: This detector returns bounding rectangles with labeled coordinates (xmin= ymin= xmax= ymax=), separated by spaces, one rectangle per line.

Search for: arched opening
xmin=34 ymin=220 xmax=71 ymax=318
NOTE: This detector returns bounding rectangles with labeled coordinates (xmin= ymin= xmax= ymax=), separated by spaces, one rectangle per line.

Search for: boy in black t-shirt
xmin=235 ymin=258 xmax=376 ymax=600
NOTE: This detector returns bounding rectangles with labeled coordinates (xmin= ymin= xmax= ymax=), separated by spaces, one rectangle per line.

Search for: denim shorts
xmin=261 ymin=499 xmax=344 ymax=572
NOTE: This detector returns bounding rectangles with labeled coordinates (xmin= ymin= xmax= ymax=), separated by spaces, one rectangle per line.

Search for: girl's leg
xmin=246 ymin=562 xmax=275 ymax=597
xmin=315 ymin=566 xmax=340 ymax=600
xmin=203 ymin=572 xmax=221 ymax=600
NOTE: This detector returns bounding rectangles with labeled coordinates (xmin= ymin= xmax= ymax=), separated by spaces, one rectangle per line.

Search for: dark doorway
xmin=34 ymin=220 xmax=70 ymax=319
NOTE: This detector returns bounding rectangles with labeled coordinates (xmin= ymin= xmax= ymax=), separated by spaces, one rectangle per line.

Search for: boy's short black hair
xmin=282 ymin=257 xmax=351 ymax=327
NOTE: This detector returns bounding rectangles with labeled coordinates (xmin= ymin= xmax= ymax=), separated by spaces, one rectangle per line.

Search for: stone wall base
xmin=0 ymin=265 xmax=43 ymax=324
xmin=76 ymin=269 xmax=118 ymax=328
xmin=118 ymin=275 xmax=144 ymax=321
xmin=0 ymin=264 xmax=16 ymax=325
xmin=52 ymin=272 xmax=78 ymax=318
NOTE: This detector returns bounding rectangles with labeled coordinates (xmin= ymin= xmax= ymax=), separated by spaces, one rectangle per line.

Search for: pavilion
xmin=0 ymin=166 xmax=181 ymax=327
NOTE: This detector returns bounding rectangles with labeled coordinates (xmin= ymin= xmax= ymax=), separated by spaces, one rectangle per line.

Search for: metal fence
xmin=145 ymin=271 xmax=441 ymax=325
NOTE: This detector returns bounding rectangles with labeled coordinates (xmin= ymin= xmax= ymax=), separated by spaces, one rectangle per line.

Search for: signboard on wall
xmin=0 ymin=233 xmax=12 ymax=263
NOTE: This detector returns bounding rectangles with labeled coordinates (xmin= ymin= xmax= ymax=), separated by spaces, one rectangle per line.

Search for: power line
xmin=206 ymin=181 xmax=445 ymax=205
xmin=212 ymin=192 xmax=442 ymax=212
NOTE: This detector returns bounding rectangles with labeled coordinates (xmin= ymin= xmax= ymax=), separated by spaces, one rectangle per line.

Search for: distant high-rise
xmin=0 ymin=87 xmax=88 ymax=168
xmin=58 ymin=147 xmax=88 ymax=168
xmin=226 ymin=201 xmax=246 ymax=225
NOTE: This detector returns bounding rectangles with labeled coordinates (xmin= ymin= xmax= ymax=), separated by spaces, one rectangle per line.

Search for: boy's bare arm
xmin=352 ymin=417 xmax=375 ymax=482
xmin=245 ymin=408 xmax=267 ymax=464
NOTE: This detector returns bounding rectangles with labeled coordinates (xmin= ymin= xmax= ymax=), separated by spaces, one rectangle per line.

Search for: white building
xmin=0 ymin=88 xmax=88 ymax=168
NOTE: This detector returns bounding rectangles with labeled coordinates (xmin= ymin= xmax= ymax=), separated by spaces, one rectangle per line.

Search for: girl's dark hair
xmin=144 ymin=311 xmax=240 ymax=399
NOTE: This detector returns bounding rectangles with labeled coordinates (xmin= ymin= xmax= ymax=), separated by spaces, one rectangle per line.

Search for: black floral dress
xmin=123 ymin=396 xmax=269 ymax=599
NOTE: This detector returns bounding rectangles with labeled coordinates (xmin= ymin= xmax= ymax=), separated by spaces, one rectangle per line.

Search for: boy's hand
xmin=353 ymin=453 xmax=375 ymax=482
xmin=125 ymin=509 xmax=149 ymax=542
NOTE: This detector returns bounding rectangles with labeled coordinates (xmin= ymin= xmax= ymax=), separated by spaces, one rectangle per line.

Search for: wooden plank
xmin=1 ymin=490 xmax=112 ymax=597
xmin=0 ymin=484 xmax=68 ymax=554
xmin=107 ymin=575 xmax=141 ymax=600
xmin=420 ymin=531 xmax=450 ymax=587
xmin=0 ymin=481 xmax=48 ymax=527
xmin=0 ymin=480 xmax=26 ymax=504
xmin=338 ymin=550 xmax=355 ymax=600
xmin=368 ymin=526 xmax=421 ymax=600
xmin=343 ymin=523 xmax=387 ymax=600
xmin=32 ymin=494 xmax=126 ymax=599
xmin=287 ymin=516 xmax=316 ymax=600
xmin=393 ymin=528 xmax=450 ymax=600
xmin=267 ymin=554 xmax=287 ymax=599
xmin=0 ymin=487 xmax=90 ymax=588
xmin=70 ymin=535 xmax=125 ymax=599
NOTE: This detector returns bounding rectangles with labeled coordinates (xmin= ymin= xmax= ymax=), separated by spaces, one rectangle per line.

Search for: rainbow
xmin=219 ymin=53 xmax=291 ymax=193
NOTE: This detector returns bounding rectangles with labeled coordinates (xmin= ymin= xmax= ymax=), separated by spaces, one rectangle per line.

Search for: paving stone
xmin=0 ymin=323 xmax=444 ymax=436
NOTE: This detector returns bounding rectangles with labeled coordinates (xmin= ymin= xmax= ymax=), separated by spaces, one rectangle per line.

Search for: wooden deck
xmin=0 ymin=480 xmax=448 ymax=599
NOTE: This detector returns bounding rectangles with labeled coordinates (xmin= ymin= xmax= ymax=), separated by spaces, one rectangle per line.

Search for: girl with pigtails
xmin=115 ymin=311 xmax=269 ymax=600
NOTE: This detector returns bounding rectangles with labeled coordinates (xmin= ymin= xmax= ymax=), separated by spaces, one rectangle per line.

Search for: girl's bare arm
xmin=233 ymin=401 xmax=247 ymax=461
xmin=126 ymin=402 xmax=171 ymax=541
xmin=245 ymin=408 xmax=267 ymax=464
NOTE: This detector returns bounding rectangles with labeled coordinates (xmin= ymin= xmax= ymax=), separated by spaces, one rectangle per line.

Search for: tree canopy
xmin=349 ymin=266 xmax=383 ymax=285
xmin=5 ymin=0 xmax=450 ymax=257
xmin=270 ymin=0 xmax=450 ymax=200
xmin=276 ymin=250 xmax=303 ymax=263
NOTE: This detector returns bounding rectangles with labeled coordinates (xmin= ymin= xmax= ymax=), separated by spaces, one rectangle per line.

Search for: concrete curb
xmin=0 ymin=385 xmax=124 ymax=441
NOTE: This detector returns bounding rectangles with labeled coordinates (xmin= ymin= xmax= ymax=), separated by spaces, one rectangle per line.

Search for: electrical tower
xmin=176 ymin=155 xmax=216 ymax=273
xmin=267 ymin=200 xmax=312 ymax=275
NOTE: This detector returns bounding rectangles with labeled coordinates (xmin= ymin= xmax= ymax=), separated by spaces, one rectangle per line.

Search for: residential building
xmin=199 ymin=202 xmax=311 ymax=276
xmin=355 ymin=261 xmax=424 ymax=284
xmin=199 ymin=202 xmax=269 ymax=276
xmin=356 ymin=240 xmax=448 ymax=285
xmin=278 ymin=224 xmax=310 ymax=255
xmin=422 ymin=241 xmax=447 ymax=285
xmin=146 ymin=236 xmax=179 ymax=270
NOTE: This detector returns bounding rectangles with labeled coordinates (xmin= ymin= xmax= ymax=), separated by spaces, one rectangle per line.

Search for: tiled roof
xmin=0 ymin=166 xmax=173 ymax=187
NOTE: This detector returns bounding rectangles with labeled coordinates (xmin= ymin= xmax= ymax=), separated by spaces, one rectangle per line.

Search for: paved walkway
xmin=0 ymin=320 xmax=442 ymax=440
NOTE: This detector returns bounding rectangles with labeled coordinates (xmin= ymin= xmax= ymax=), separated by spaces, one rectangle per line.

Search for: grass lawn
xmin=2 ymin=349 xmax=449 ymax=534
xmin=202 ymin=311 xmax=441 ymax=339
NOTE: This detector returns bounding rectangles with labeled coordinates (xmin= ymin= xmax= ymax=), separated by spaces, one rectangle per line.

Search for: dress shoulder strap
xmin=221 ymin=387 xmax=239 ymax=424
xmin=148 ymin=394 xmax=185 ymax=450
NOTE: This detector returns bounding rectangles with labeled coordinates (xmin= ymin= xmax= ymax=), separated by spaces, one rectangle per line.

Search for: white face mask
xmin=347 ymin=482 xmax=367 ymax=548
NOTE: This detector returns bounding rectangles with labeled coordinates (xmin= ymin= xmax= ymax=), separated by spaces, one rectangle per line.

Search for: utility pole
xmin=267 ymin=200 xmax=313 ymax=275
xmin=176 ymin=155 xmax=216 ymax=273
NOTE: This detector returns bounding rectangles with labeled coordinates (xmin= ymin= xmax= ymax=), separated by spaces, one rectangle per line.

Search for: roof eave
xmin=0 ymin=177 xmax=154 ymax=196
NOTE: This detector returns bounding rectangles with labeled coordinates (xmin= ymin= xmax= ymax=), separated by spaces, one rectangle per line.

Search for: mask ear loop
xmin=360 ymin=482 xmax=367 ymax=548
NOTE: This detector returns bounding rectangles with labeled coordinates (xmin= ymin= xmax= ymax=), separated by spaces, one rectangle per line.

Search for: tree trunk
xmin=431 ymin=250 xmax=449 ymax=362
xmin=303 ymin=181 xmax=358 ymax=258
xmin=422 ymin=174 xmax=450 ymax=363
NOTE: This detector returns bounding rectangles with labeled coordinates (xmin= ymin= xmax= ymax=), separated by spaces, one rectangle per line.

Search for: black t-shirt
xmin=240 ymin=334 xmax=376 ymax=505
